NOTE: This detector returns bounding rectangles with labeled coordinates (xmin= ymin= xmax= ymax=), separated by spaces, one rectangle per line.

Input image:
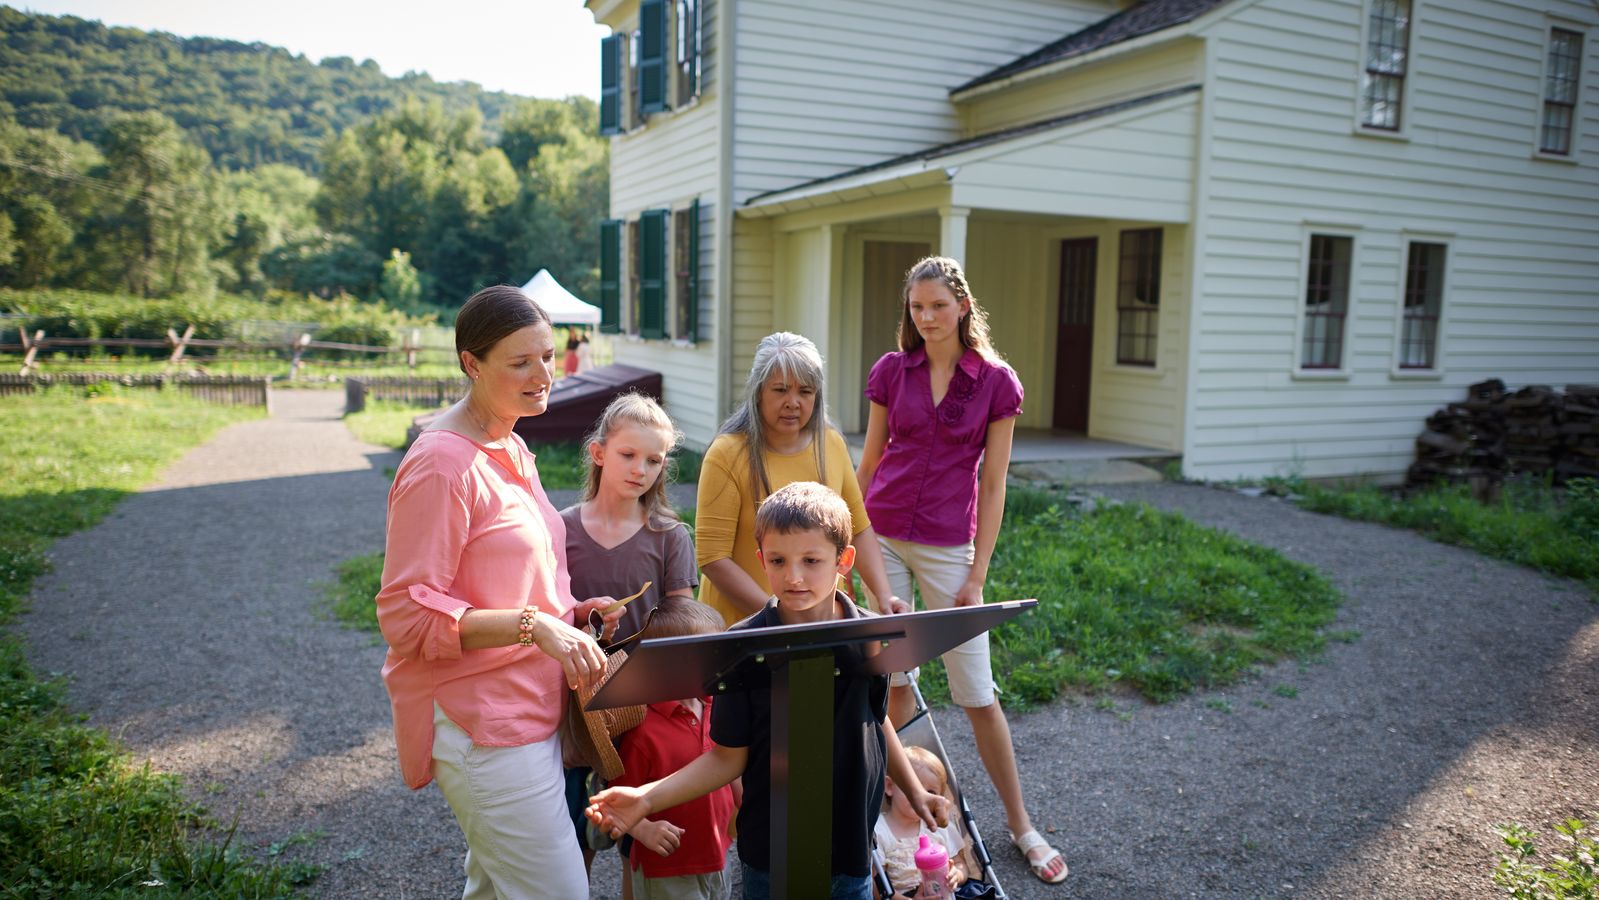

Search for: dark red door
xmin=1053 ymin=238 xmax=1097 ymax=432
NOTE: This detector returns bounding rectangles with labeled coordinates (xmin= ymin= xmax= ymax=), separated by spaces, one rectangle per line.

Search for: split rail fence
xmin=1 ymin=326 xmax=449 ymax=376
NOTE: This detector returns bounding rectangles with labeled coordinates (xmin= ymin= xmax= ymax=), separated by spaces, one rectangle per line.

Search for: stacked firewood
xmin=1408 ymin=379 xmax=1599 ymax=488
xmin=1562 ymin=384 xmax=1599 ymax=482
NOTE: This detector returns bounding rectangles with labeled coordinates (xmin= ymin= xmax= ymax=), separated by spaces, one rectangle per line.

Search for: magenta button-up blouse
xmin=863 ymin=347 xmax=1023 ymax=547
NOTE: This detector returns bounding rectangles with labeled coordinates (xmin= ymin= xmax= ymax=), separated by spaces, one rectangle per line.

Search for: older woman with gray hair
xmin=694 ymin=331 xmax=902 ymax=625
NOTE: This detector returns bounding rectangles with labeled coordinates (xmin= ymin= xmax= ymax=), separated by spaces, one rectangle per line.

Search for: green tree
xmin=216 ymin=163 xmax=320 ymax=295
xmin=316 ymin=99 xmax=521 ymax=305
xmin=500 ymin=97 xmax=608 ymax=299
xmin=0 ymin=120 xmax=100 ymax=287
xmin=77 ymin=111 xmax=219 ymax=297
xmin=379 ymin=248 xmax=424 ymax=311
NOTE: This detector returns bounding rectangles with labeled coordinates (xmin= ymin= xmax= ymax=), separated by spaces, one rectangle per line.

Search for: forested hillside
xmin=0 ymin=5 xmax=523 ymax=171
xmin=0 ymin=6 xmax=606 ymax=308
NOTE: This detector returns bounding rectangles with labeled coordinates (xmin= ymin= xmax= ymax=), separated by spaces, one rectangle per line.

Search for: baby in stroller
xmin=872 ymin=675 xmax=1006 ymax=900
xmin=876 ymin=745 xmax=971 ymax=895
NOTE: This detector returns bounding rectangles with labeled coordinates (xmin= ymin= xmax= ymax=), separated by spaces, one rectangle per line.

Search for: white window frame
xmin=1292 ymin=225 xmax=1360 ymax=379
xmin=1353 ymin=0 xmax=1420 ymax=141
xmin=1112 ymin=226 xmax=1164 ymax=372
xmin=1533 ymin=18 xmax=1588 ymax=163
xmin=670 ymin=0 xmax=704 ymax=113
xmin=1389 ymin=231 xmax=1453 ymax=379
xmin=625 ymin=29 xmax=643 ymax=133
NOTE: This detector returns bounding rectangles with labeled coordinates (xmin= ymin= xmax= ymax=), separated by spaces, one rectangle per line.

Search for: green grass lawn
xmin=0 ymin=386 xmax=315 ymax=895
xmin=3 ymin=352 xmax=466 ymax=384
xmin=919 ymin=487 xmax=1342 ymax=707
xmin=1292 ymin=476 xmax=1599 ymax=593
xmin=330 ymin=486 xmax=1339 ymax=708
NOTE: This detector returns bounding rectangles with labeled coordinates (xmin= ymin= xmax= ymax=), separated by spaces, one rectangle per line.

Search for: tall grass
xmin=1294 ymin=476 xmax=1599 ymax=592
xmin=926 ymin=487 xmax=1342 ymax=706
xmin=0 ymin=385 xmax=314 ymax=895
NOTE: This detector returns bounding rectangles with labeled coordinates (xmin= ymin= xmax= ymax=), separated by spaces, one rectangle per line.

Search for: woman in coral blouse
xmin=376 ymin=285 xmax=622 ymax=899
xmin=694 ymin=331 xmax=902 ymax=625
xmin=856 ymin=257 xmax=1068 ymax=886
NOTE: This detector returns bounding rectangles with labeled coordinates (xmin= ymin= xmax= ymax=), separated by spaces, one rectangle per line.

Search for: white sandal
xmin=1009 ymin=829 xmax=1069 ymax=884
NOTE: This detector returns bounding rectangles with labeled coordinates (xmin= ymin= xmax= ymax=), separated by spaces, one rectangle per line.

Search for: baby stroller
xmin=872 ymin=674 xmax=1006 ymax=900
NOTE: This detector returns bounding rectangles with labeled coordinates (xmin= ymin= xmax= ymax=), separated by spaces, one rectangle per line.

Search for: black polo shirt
xmin=708 ymin=593 xmax=889 ymax=877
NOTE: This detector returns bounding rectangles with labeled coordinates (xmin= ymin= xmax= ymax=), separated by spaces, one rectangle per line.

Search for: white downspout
xmin=713 ymin=0 xmax=736 ymax=423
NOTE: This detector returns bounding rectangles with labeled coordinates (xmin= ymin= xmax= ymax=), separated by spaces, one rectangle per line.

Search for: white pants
xmin=432 ymin=703 xmax=589 ymax=899
xmin=879 ymin=536 xmax=998 ymax=708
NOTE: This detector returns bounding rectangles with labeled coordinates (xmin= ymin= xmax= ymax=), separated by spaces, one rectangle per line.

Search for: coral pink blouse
xmin=377 ymin=429 xmax=578 ymax=789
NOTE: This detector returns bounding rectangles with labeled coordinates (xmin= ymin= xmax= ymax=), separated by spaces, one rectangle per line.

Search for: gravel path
xmin=21 ymin=394 xmax=1597 ymax=898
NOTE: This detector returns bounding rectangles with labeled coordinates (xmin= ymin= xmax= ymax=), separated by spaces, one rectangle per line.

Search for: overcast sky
xmin=13 ymin=0 xmax=611 ymax=99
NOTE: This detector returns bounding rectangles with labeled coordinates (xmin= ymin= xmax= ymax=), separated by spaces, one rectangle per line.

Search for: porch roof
xmin=741 ymin=85 xmax=1200 ymax=217
xmin=952 ymin=0 xmax=1234 ymax=97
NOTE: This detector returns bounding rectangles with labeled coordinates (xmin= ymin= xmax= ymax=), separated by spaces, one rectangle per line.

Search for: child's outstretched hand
xmin=587 ymin=784 xmax=651 ymax=838
xmin=631 ymin=818 xmax=685 ymax=857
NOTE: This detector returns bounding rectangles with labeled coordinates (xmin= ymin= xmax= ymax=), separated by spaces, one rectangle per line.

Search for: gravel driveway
xmin=22 ymin=391 xmax=1597 ymax=898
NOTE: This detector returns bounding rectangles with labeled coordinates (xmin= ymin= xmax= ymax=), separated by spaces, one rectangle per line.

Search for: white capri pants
xmin=878 ymin=536 xmax=999 ymax=708
xmin=431 ymin=703 xmax=589 ymax=899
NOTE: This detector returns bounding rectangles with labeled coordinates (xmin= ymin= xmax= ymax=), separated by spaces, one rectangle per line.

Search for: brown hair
xmin=897 ymin=256 xmax=999 ymax=362
xmin=455 ymin=284 xmax=552 ymax=374
xmin=640 ymin=596 xmax=726 ymax=640
xmin=579 ymin=392 xmax=684 ymax=530
xmin=753 ymin=481 xmax=853 ymax=555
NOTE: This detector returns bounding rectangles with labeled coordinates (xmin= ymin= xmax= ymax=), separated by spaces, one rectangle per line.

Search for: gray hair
xmin=717 ymin=332 xmax=830 ymax=499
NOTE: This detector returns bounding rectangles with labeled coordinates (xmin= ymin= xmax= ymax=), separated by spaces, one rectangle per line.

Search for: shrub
xmin=1493 ymin=819 xmax=1597 ymax=900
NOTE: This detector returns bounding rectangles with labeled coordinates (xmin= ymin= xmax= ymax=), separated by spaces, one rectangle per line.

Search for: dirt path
xmin=22 ymin=394 xmax=1597 ymax=898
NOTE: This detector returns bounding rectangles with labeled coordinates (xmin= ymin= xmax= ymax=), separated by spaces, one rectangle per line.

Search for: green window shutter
xmin=599 ymin=35 xmax=622 ymax=135
xmin=599 ymin=219 xmax=621 ymax=333
xmin=686 ymin=199 xmax=699 ymax=340
xmin=638 ymin=0 xmax=667 ymax=114
xmin=639 ymin=209 xmax=668 ymax=339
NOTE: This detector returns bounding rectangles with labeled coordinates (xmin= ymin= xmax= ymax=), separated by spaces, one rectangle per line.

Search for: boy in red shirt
xmin=611 ymin=597 xmax=738 ymax=899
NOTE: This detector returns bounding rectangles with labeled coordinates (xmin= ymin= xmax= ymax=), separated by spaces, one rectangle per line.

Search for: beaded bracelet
xmin=517 ymin=606 xmax=537 ymax=647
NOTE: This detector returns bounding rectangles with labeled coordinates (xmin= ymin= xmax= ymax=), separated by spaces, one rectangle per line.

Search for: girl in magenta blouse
xmin=856 ymin=256 xmax=1068 ymax=886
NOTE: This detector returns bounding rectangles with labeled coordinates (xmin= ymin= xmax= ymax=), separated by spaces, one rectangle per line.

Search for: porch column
xmin=939 ymin=205 xmax=969 ymax=265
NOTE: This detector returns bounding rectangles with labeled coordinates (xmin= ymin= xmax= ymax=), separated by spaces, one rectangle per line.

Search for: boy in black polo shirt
xmin=587 ymin=481 xmax=947 ymax=899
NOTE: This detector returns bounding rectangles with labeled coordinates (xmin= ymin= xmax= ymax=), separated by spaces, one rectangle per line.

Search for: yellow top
xmin=694 ymin=429 xmax=871 ymax=625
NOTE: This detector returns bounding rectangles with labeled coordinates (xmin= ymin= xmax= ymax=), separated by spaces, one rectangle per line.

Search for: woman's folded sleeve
xmin=376 ymin=465 xmax=476 ymax=661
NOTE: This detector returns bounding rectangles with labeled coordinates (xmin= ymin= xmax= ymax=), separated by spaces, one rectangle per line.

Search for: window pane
xmin=1401 ymin=242 xmax=1445 ymax=369
xmin=1547 ymin=29 xmax=1582 ymax=102
xmin=1361 ymin=0 xmax=1410 ymax=129
xmin=1541 ymin=104 xmax=1573 ymax=155
xmin=1303 ymin=235 xmax=1351 ymax=369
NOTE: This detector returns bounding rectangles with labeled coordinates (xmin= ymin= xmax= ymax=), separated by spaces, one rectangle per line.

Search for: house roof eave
xmin=951 ymin=27 xmax=1194 ymax=103
xmin=741 ymin=166 xmax=950 ymax=218
xmin=741 ymin=85 xmax=1201 ymax=215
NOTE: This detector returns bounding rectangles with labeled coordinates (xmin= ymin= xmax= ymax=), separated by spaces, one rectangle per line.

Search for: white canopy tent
xmin=519 ymin=269 xmax=601 ymax=326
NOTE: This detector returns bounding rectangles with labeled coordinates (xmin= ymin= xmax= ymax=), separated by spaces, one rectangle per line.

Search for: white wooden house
xmin=584 ymin=0 xmax=1599 ymax=481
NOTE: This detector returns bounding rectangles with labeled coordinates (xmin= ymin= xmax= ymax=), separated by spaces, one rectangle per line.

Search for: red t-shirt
xmin=615 ymin=697 xmax=736 ymax=877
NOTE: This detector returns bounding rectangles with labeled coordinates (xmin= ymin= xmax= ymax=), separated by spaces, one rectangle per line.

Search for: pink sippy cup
xmin=913 ymin=833 xmax=949 ymax=898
